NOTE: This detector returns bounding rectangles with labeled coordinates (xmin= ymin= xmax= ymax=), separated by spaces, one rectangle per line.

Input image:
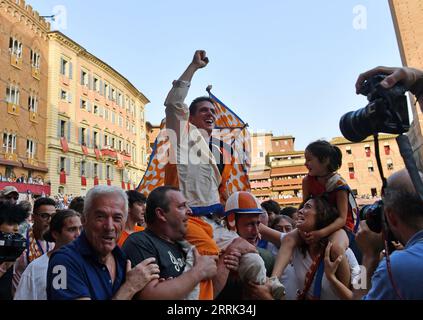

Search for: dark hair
xmin=280 ymin=206 xmax=298 ymax=218
xmin=189 ymin=96 xmax=215 ymax=116
xmin=43 ymin=209 xmax=81 ymax=242
xmin=33 ymin=197 xmax=56 ymax=213
xmin=261 ymin=200 xmax=281 ymax=215
xmin=383 ymin=188 xmax=423 ymax=229
xmin=312 ymin=196 xmax=339 ymax=230
xmin=145 ymin=186 xmax=180 ymax=225
xmin=0 ymin=202 xmax=29 ymax=226
xmin=69 ymin=196 xmax=84 ymax=214
xmin=126 ymin=190 xmax=147 ymax=208
xmin=306 ymin=140 xmax=342 ymax=173
xmin=270 ymin=215 xmax=294 ymax=230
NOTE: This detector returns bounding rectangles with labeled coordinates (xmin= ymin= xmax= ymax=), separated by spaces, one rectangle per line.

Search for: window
xmin=9 ymin=37 xmax=23 ymax=57
xmin=94 ymin=105 xmax=99 ymax=115
xmin=259 ymin=152 xmax=264 ymax=158
xmin=118 ymin=92 xmax=122 ymax=106
xmin=371 ymin=188 xmax=377 ymax=197
xmin=60 ymin=120 xmax=66 ymax=138
xmin=81 ymin=70 xmax=89 ymax=86
xmin=384 ymin=145 xmax=391 ymax=156
xmin=368 ymin=161 xmax=374 ymax=173
xmin=80 ymin=161 xmax=86 ymax=176
xmin=26 ymin=139 xmax=36 ymax=159
xmin=365 ymin=146 xmax=371 ymax=157
xmin=106 ymin=165 xmax=111 ymax=179
xmin=60 ymin=89 xmax=68 ymax=101
xmin=104 ymin=83 xmax=110 ymax=99
xmin=104 ymin=108 xmax=109 ymax=121
xmin=81 ymin=128 xmax=86 ymax=145
xmin=28 ymin=94 xmax=38 ymax=113
xmin=80 ymin=99 xmax=87 ymax=109
xmin=93 ymin=132 xmax=98 ymax=148
xmin=118 ymin=115 xmax=123 ymax=127
xmin=118 ymin=140 xmax=122 ymax=151
xmin=387 ymin=159 xmax=394 ymax=171
xmin=6 ymin=84 xmax=20 ymax=105
xmin=111 ymin=137 xmax=115 ymax=149
xmin=104 ymin=134 xmax=109 ymax=146
xmin=348 ymin=162 xmax=355 ymax=179
xmin=3 ymin=133 xmax=17 ymax=153
xmin=112 ymin=112 xmax=116 ymax=124
xmin=60 ymin=57 xmax=72 ymax=78
xmin=30 ymin=50 xmax=41 ymax=69
xmin=111 ymin=88 xmax=116 ymax=101
xmin=93 ymin=77 xmax=100 ymax=92
xmin=60 ymin=157 xmax=66 ymax=172
xmin=94 ymin=163 xmax=98 ymax=177
xmin=346 ymin=146 xmax=352 ymax=155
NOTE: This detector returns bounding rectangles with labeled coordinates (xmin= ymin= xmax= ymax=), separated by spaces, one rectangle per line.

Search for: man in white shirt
xmin=14 ymin=209 xmax=82 ymax=300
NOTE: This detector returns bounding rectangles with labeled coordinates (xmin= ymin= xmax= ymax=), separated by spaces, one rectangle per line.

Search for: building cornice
xmin=330 ymin=134 xmax=399 ymax=146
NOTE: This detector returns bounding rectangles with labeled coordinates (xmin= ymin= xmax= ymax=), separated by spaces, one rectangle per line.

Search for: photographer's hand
xmin=356 ymin=66 xmax=423 ymax=97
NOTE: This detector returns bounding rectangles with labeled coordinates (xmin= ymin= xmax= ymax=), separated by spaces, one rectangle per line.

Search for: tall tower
xmin=389 ymin=0 xmax=423 ymax=169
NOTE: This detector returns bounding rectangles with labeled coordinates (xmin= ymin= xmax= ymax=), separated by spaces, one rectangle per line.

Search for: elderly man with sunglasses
xmin=13 ymin=197 xmax=56 ymax=291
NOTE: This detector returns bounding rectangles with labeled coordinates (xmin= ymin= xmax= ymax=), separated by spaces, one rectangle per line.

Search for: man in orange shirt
xmin=117 ymin=190 xmax=146 ymax=247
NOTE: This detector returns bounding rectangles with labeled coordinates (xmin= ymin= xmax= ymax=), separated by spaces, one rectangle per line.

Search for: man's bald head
xmin=384 ymin=169 xmax=423 ymax=230
xmin=386 ymin=169 xmax=423 ymax=194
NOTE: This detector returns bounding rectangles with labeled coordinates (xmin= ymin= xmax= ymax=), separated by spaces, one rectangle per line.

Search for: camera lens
xmin=339 ymin=107 xmax=374 ymax=142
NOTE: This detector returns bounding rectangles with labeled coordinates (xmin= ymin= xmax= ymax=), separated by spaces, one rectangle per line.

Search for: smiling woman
xmin=272 ymin=196 xmax=361 ymax=300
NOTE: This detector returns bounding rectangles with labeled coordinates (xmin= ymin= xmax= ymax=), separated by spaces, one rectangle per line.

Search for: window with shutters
xmin=60 ymin=89 xmax=68 ymax=101
xmin=60 ymin=57 xmax=72 ymax=78
xmin=81 ymin=70 xmax=89 ymax=86
xmin=60 ymin=157 xmax=66 ymax=171
xmin=93 ymin=131 xmax=98 ymax=148
xmin=60 ymin=120 xmax=66 ymax=138
xmin=81 ymin=161 xmax=86 ymax=176
xmin=106 ymin=165 xmax=111 ymax=179
xmin=93 ymin=77 xmax=100 ymax=92
xmin=80 ymin=99 xmax=87 ymax=110
xmin=81 ymin=128 xmax=86 ymax=145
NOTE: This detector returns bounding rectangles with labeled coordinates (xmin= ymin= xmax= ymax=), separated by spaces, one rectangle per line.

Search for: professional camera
xmin=0 ymin=231 xmax=26 ymax=263
xmin=340 ymin=74 xmax=410 ymax=142
xmin=359 ymin=200 xmax=383 ymax=233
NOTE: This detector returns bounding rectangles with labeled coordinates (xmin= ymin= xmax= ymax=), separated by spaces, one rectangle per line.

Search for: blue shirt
xmin=363 ymin=229 xmax=423 ymax=300
xmin=47 ymin=231 xmax=127 ymax=300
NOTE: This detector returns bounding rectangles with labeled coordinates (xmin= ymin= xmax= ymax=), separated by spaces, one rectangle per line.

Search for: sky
xmin=27 ymin=0 xmax=402 ymax=150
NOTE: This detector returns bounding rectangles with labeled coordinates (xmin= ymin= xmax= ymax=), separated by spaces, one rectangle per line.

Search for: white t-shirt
xmin=280 ymin=233 xmax=361 ymax=300
xmin=14 ymin=253 xmax=49 ymax=300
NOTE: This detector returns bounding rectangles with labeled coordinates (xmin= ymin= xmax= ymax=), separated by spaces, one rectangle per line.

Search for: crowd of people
xmin=1 ymin=56 xmax=423 ymax=300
